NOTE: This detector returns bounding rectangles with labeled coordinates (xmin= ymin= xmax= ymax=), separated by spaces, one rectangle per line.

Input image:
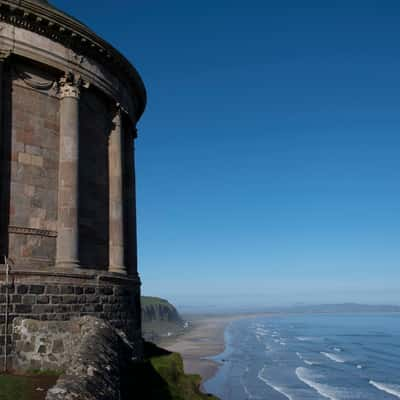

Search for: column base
xmin=109 ymin=265 xmax=127 ymax=275
xmin=55 ymin=260 xmax=80 ymax=269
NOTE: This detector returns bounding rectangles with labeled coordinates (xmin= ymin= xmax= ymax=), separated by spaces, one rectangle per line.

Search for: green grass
xmin=126 ymin=342 xmax=219 ymax=400
xmin=0 ymin=374 xmax=58 ymax=400
xmin=1 ymin=344 xmax=217 ymax=400
xmin=141 ymin=296 xmax=171 ymax=306
xmin=0 ymin=375 xmax=30 ymax=400
xmin=150 ymin=353 xmax=218 ymax=400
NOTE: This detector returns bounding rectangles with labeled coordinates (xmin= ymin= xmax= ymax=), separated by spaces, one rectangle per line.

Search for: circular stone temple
xmin=0 ymin=0 xmax=146 ymax=361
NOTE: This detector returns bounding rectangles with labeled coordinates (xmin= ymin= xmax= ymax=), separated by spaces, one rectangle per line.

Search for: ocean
xmin=203 ymin=313 xmax=400 ymax=400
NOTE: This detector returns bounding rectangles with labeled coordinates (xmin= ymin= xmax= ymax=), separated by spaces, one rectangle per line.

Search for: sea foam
xmin=255 ymin=327 xmax=268 ymax=336
xmin=241 ymin=368 xmax=260 ymax=400
xmin=334 ymin=347 xmax=342 ymax=353
xmin=295 ymin=367 xmax=340 ymax=400
xmin=321 ymin=352 xmax=346 ymax=363
xmin=369 ymin=381 xmax=400 ymax=398
xmin=296 ymin=352 xmax=318 ymax=365
xmin=257 ymin=366 xmax=294 ymax=400
xmin=296 ymin=336 xmax=314 ymax=341
xmin=304 ymin=359 xmax=319 ymax=366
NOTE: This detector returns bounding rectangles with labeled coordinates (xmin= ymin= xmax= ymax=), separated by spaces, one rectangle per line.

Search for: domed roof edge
xmin=0 ymin=0 xmax=147 ymax=120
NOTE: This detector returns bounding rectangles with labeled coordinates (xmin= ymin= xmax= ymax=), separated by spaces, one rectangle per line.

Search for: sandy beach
xmin=161 ymin=313 xmax=267 ymax=385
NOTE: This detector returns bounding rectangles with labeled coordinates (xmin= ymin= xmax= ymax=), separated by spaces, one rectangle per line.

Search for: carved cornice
xmin=8 ymin=225 xmax=57 ymax=237
xmin=0 ymin=0 xmax=146 ymax=120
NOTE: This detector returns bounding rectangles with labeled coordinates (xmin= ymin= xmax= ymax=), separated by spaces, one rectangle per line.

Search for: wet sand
xmin=161 ymin=313 xmax=269 ymax=385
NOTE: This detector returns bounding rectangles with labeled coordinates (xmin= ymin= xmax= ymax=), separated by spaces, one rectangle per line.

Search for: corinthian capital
xmin=0 ymin=50 xmax=11 ymax=62
xmin=58 ymin=72 xmax=89 ymax=99
xmin=111 ymin=103 xmax=123 ymax=128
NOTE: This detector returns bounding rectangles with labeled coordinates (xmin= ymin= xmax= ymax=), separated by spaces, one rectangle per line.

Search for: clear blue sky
xmin=53 ymin=0 xmax=400 ymax=309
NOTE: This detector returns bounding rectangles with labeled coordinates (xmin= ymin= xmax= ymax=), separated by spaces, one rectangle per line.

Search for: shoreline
xmin=160 ymin=313 xmax=270 ymax=386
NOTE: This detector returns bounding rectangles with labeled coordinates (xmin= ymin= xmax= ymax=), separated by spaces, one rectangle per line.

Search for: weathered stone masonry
xmin=0 ymin=0 xmax=146 ymax=369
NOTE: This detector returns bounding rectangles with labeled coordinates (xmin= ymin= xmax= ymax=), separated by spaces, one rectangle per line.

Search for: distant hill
xmin=177 ymin=302 xmax=400 ymax=315
xmin=141 ymin=296 xmax=186 ymax=342
xmin=281 ymin=303 xmax=400 ymax=313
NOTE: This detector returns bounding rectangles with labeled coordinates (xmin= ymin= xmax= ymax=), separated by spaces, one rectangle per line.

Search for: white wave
xmin=321 ymin=352 xmax=346 ymax=363
xmin=296 ymin=367 xmax=340 ymax=400
xmin=296 ymin=352 xmax=318 ymax=365
xmin=369 ymin=381 xmax=400 ymax=398
xmin=242 ymin=383 xmax=258 ymax=399
xmin=304 ymin=359 xmax=319 ymax=366
xmin=280 ymin=342 xmax=287 ymax=346
xmin=296 ymin=336 xmax=314 ymax=341
xmin=257 ymin=366 xmax=294 ymax=400
xmin=334 ymin=347 xmax=342 ymax=353
xmin=241 ymin=371 xmax=259 ymax=399
xmin=273 ymin=339 xmax=280 ymax=343
xmin=356 ymin=365 xmax=363 ymax=369
xmin=255 ymin=327 xmax=269 ymax=336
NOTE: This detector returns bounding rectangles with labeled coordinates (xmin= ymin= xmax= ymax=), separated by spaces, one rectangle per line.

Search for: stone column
xmin=55 ymin=73 xmax=84 ymax=269
xmin=0 ymin=52 xmax=7 ymax=124
xmin=0 ymin=51 xmax=10 ymax=143
xmin=109 ymin=105 xmax=127 ymax=274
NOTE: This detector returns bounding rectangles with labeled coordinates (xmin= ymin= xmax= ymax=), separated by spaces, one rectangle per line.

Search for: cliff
xmin=133 ymin=342 xmax=219 ymax=400
xmin=141 ymin=297 xmax=186 ymax=342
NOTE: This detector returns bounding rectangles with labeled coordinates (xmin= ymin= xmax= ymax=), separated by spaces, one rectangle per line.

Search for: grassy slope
xmin=0 ymin=375 xmax=28 ymax=400
xmin=141 ymin=296 xmax=171 ymax=306
xmin=127 ymin=342 xmax=219 ymax=400
xmin=150 ymin=353 xmax=218 ymax=400
xmin=0 ymin=344 xmax=218 ymax=400
xmin=0 ymin=374 xmax=58 ymax=400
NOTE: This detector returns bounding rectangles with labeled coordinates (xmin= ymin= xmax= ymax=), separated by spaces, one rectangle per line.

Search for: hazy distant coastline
xmin=177 ymin=303 xmax=400 ymax=315
xmin=271 ymin=303 xmax=400 ymax=313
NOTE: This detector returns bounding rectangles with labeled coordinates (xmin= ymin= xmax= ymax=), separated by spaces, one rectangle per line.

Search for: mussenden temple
xmin=0 ymin=0 xmax=146 ymax=390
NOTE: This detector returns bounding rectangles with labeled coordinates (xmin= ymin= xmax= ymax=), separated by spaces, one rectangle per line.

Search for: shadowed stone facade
xmin=0 ymin=0 xmax=146 ymax=368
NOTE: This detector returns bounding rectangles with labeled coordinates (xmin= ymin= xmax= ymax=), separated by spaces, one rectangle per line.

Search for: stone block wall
xmin=44 ymin=316 xmax=134 ymax=400
xmin=8 ymin=63 xmax=60 ymax=267
xmin=13 ymin=318 xmax=80 ymax=372
xmin=6 ymin=316 xmax=135 ymax=400
xmin=0 ymin=271 xmax=142 ymax=370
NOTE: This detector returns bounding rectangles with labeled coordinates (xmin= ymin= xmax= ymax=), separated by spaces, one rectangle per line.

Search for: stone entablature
xmin=0 ymin=0 xmax=146 ymax=122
